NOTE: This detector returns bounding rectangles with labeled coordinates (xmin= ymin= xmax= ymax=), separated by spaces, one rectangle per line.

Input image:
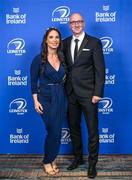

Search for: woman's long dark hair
xmin=40 ymin=27 xmax=66 ymax=74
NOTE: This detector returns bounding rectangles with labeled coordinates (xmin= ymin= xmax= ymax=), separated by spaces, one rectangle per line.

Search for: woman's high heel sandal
xmin=43 ymin=163 xmax=56 ymax=176
xmin=52 ymin=162 xmax=60 ymax=173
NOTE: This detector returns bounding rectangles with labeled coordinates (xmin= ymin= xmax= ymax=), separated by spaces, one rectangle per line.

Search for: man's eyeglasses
xmin=70 ymin=20 xmax=84 ymax=25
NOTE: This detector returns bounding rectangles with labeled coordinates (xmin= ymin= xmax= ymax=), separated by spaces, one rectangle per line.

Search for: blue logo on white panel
xmin=61 ymin=128 xmax=71 ymax=144
xmin=9 ymin=98 xmax=27 ymax=115
xmin=100 ymin=37 xmax=113 ymax=54
xmin=98 ymin=97 xmax=113 ymax=114
xmin=7 ymin=38 xmax=26 ymax=56
xmin=52 ymin=6 xmax=70 ymax=24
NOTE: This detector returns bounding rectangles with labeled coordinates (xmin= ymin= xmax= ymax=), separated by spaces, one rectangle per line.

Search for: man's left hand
xmin=92 ymin=96 xmax=101 ymax=104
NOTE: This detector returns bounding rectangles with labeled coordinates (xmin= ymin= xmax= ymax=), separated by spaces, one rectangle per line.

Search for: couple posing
xmin=30 ymin=13 xmax=105 ymax=178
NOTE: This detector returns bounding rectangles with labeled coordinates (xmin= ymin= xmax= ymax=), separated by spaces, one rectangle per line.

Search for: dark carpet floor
xmin=0 ymin=154 xmax=132 ymax=179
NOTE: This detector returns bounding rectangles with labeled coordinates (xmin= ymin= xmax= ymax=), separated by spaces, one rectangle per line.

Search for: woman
xmin=30 ymin=27 xmax=67 ymax=175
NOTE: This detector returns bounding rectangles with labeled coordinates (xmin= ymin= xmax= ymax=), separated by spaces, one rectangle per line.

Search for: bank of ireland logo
xmin=52 ymin=6 xmax=70 ymax=24
xmin=9 ymin=98 xmax=27 ymax=115
xmin=10 ymin=128 xmax=29 ymax=144
xmin=14 ymin=69 xmax=21 ymax=75
xmin=98 ymin=97 xmax=113 ymax=114
xmin=61 ymin=128 xmax=71 ymax=144
xmin=17 ymin=128 xmax=23 ymax=133
xmin=100 ymin=37 xmax=113 ymax=55
xmin=102 ymin=128 xmax=108 ymax=133
xmin=7 ymin=38 xmax=26 ymax=56
xmin=105 ymin=68 xmax=116 ymax=85
xmin=99 ymin=127 xmax=115 ymax=143
xmin=95 ymin=5 xmax=116 ymax=23
xmin=103 ymin=5 xmax=110 ymax=11
xmin=8 ymin=69 xmax=28 ymax=86
xmin=6 ymin=7 xmax=27 ymax=24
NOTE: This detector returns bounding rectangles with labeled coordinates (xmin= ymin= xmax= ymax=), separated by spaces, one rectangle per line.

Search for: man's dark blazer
xmin=63 ymin=33 xmax=105 ymax=98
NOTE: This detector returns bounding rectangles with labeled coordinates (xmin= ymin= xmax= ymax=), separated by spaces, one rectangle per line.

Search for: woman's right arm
xmin=30 ymin=55 xmax=43 ymax=114
xmin=32 ymin=93 xmax=43 ymax=114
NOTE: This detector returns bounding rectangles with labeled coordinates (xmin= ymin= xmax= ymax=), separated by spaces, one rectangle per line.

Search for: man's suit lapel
xmin=75 ymin=35 xmax=89 ymax=62
xmin=67 ymin=38 xmax=73 ymax=65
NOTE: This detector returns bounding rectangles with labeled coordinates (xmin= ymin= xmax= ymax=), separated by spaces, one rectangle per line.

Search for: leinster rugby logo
xmin=61 ymin=128 xmax=71 ymax=144
xmin=99 ymin=97 xmax=112 ymax=109
xmin=9 ymin=98 xmax=27 ymax=115
xmin=98 ymin=97 xmax=113 ymax=114
xmin=7 ymin=38 xmax=26 ymax=56
xmin=100 ymin=37 xmax=113 ymax=54
xmin=52 ymin=6 xmax=70 ymax=24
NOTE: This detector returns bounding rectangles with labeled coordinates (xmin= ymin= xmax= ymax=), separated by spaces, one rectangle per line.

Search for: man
xmin=63 ymin=13 xmax=105 ymax=178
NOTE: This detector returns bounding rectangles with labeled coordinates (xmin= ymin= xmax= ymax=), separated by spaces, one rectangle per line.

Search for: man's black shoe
xmin=87 ymin=165 xmax=97 ymax=178
xmin=67 ymin=159 xmax=84 ymax=170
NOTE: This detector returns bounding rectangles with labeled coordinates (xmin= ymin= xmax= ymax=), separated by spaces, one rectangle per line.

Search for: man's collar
xmin=72 ymin=31 xmax=85 ymax=41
